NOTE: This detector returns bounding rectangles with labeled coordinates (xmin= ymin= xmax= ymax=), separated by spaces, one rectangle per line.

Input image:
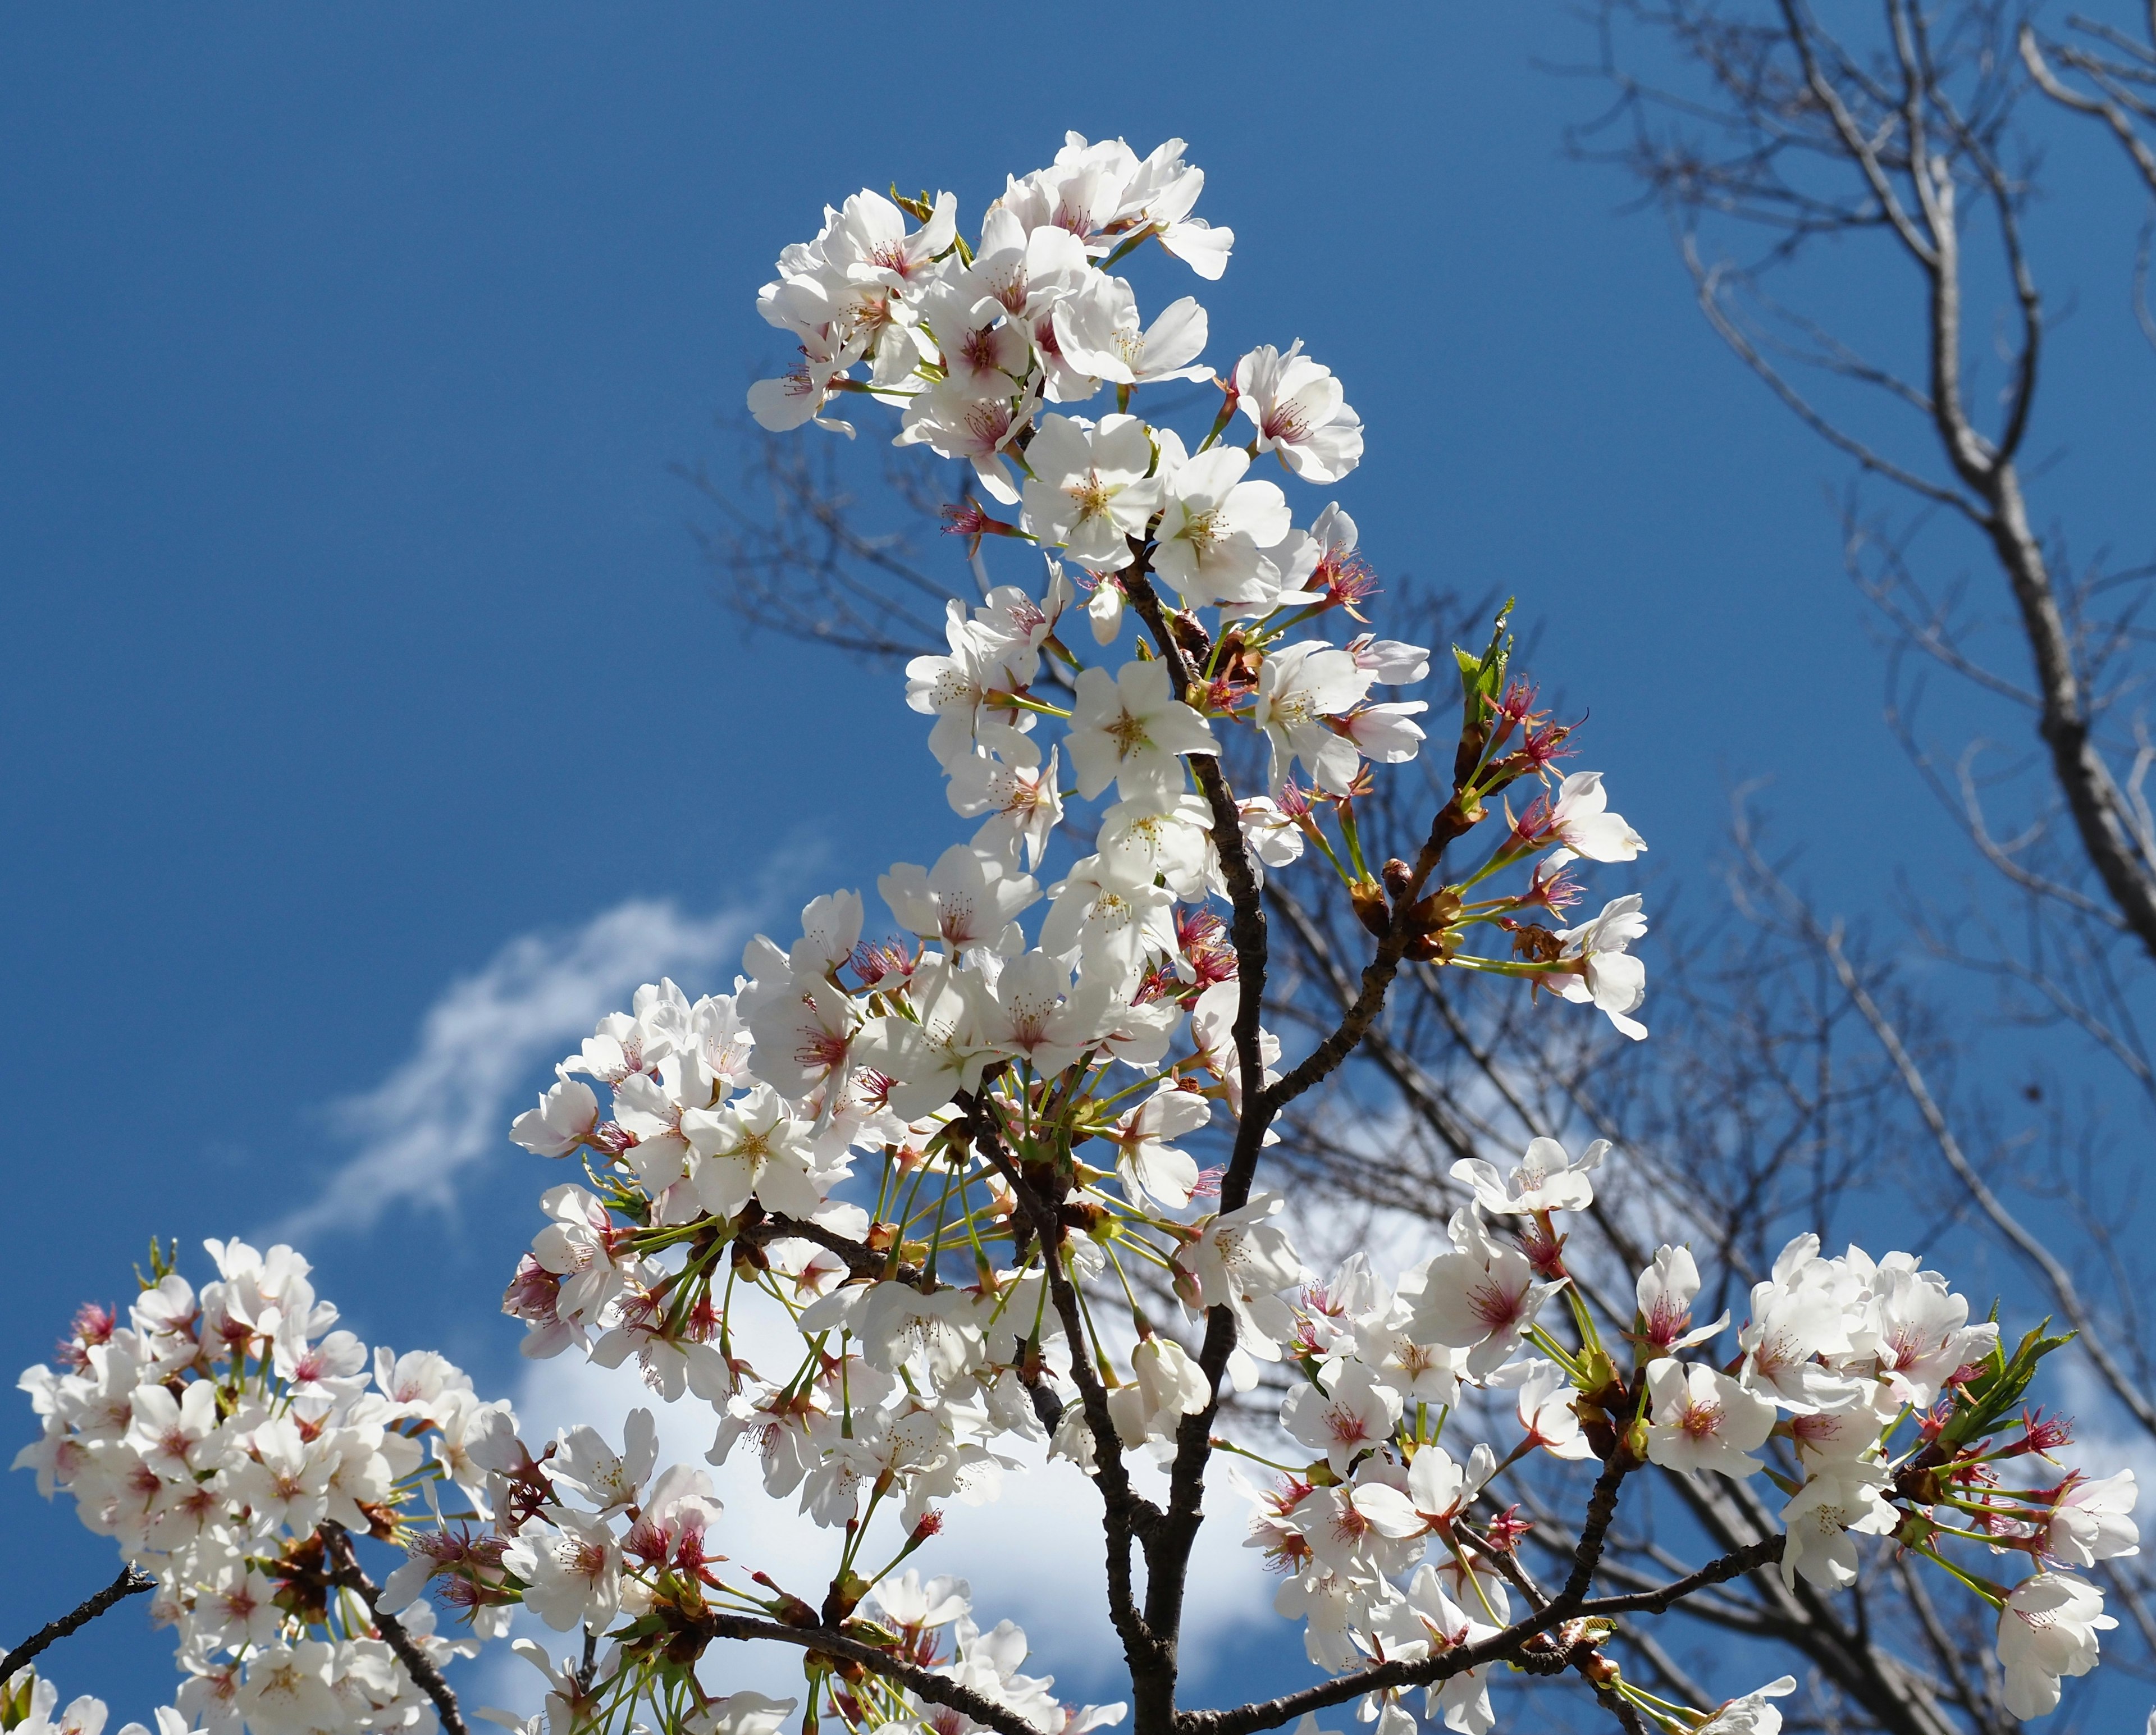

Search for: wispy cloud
xmin=275 ymin=898 xmax=757 ymax=1241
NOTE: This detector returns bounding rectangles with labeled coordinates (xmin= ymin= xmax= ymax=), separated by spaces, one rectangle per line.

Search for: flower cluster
xmin=15 ymin=1242 xmax=511 ymax=1735
xmin=12 ymin=136 xmax=2134 ymax=1735
xmin=1247 ymin=1142 xmax=2140 ymax=1727
xmin=749 ymin=132 xmax=1648 ymax=1043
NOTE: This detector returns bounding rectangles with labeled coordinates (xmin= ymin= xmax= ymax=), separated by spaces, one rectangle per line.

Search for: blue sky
xmin=4 ymin=3 xmax=2151 ymax=1725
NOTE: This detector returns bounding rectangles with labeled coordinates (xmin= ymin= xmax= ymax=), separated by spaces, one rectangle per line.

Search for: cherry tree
xmin=10 ymin=136 xmax=2136 ymax=1735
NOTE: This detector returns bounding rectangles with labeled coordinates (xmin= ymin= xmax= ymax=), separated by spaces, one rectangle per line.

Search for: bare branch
xmin=0 ymin=1565 xmax=154 ymax=1686
xmin=2023 ymin=24 xmax=2156 ymax=197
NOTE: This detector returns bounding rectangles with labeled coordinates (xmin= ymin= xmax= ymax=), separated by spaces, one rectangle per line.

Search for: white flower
xmin=1281 ymin=1362 xmax=1401 ymax=1474
xmin=1065 ymin=660 xmax=1218 ymax=801
xmin=859 ymin=1283 xmax=985 ymax=1390
xmin=1554 ymin=894 xmax=1649 ymax=1040
xmin=1052 ymin=274 xmax=1211 ymax=387
xmin=1107 ymin=1084 xmax=1211 ymax=1210
xmin=2046 ymin=1470 xmax=2141 ymax=1568
xmin=1778 ymin=1466 xmax=1898 ymax=1589
xmin=1096 ymin=791 xmax=1214 ymax=899
xmin=948 ymin=743 xmax=1063 ymax=870
xmin=191 ymin=1564 xmax=284 ymax=1654
xmin=1863 ymin=1258 xmax=1998 ymax=1410
xmin=1235 ymin=796 xmax=1306 ymax=874
xmin=1486 ymin=1359 xmax=1592 ymax=1461
xmin=1107 ymin=1336 xmax=1212 ymax=1446
xmin=1346 ymin=629 xmax=1431 ymax=684
xmin=548 ymin=1408 xmax=657 ymax=1513
xmin=1102 ymin=135 xmax=1234 ymax=278
xmin=1997 ymin=1573 xmax=2114 ymax=1719
xmin=961 ymin=204 xmax=1091 ymax=326
xmin=121 ymin=1380 xmax=220 ymax=1477
xmin=906 ymin=599 xmax=1027 ymax=769
xmin=1544 ymin=771 xmax=1646 ymax=865
xmin=1255 ymin=500 xmax=1350 ymax=613
xmin=1253 ymin=641 xmax=1373 ymax=797
xmin=979 ymin=950 xmax=1098 ymax=1076
xmin=16 ymin=1683 xmax=113 ymax=1735
xmin=1737 ymin=1256 xmax=1868 ymax=1416
xmin=1450 ymin=1136 xmax=1607 ymax=1216
xmin=818 ymin=188 xmax=958 ymax=294
xmin=1645 ymin=1358 xmax=1776 ymax=1478
xmin=741 ymin=970 xmax=859 ymax=1104
xmin=1176 ymin=1193 xmax=1304 ymax=1364
xmin=870 ymin=1568 xmax=972 ymax=1633
xmin=1290 ymin=1477 xmax=1424 ymax=1576
xmin=853 ymin=960 xmax=998 ymax=1120
xmin=1353 ymin=1298 xmax=1463 ymax=1407
xmin=532 ymin=1183 xmax=631 ymax=1325
xmin=921 ymin=280 xmax=1033 ymax=392
xmin=234 ymin=1643 xmax=340 ymax=1735
xmin=895 ymin=377 xmax=1036 ymax=505
xmin=610 ymin=1058 xmax=697 ymax=1192
xmin=1635 ymin=1244 xmax=1729 ymax=1353
xmin=1400 ymin=1567 xmax=1501 ymax=1734
xmin=1087 ymin=573 xmax=1126 ymax=643
xmin=509 ymin=1076 xmax=599 ymax=1159
xmin=879 ymin=843 xmax=1040 ymax=956
xmin=1039 ymin=857 xmax=1177 ymax=992
xmin=1340 ymin=700 xmax=1427 ymax=767
xmin=689 ymin=1693 xmax=798 ymax=1735
xmin=1019 ymin=414 xmax=1162 ymax=572
xmin=506 ymin=1507 xmax=623 ymax=1632
xmin=1409 ymin=1208 xmax=1563 ymax=1377
xmin=996 ymin=132 xmax=1229 ymax=276
xmin=746 ymin=333 xmax=857 ymax=439
xmin=1693 ymin=1677 xmax=1795 ymax=1734
xmin=682 ymin=1083 xmax=826 ymax=1220
xmin=1405 ymin=1440 xmax=1496 ymax=1527
xmin=1150 ymin=442 xmax=1292 ymax=609
xmin=1234 ymin=341 xmax=1364 ymax=482
xmin=225 ymin=1417 xmax=332 ymax=1534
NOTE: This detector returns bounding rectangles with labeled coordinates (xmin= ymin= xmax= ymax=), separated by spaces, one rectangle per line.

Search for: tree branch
xmin=700 ymin=1612 xmax=1050 ymax=1735
xmin=322 ymin=1523 xmax=469 ymax=1735
xmin=0 ymin=1565 xmax=154 ymax=1684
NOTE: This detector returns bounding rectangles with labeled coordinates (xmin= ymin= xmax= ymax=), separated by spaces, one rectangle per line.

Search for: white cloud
xmin=273 ymin=898 xmax=757 ymax=1241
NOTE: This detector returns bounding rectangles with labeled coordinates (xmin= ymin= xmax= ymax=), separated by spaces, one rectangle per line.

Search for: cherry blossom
xmin=1252 ymin=641 xmax=1373 ymax=797
xmin=1778 ymin=1466 xmax=1899 ymax=1590
xmin=1234 ymin=343 xmax=1365 ymax=483
xmin=1449 ymin=1136 xmax=1606 ymax=1216
xmin=1020 ymin=414 xmax=1163 ymax=571
xmin=1997 ymin=1572 xmax=2116 ymax=1718
xmin=1540 ymin=771 xmax=1646 ymax=865
xmin=1149 ymin=443 xmax=1293 ymax=610
xmin=1107 ymin=1336 xmax=1212 ymax=1446
xmin=1552 ymin=894 xmax=1650 ymax=1040
xmin=1053 ymin=276 xmax=1211 ymax=388
xmin=1646 ymin=1359 xmax=1778 ymax=1478
xmin=13 ymin=134 xmax=2131 ymax=1735
xmin=1065 ymin=660 xmax=1218 ymax=801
